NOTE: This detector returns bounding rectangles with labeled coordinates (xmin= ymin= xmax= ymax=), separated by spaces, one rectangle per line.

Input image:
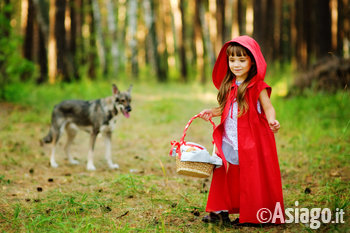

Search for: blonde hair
xmin=217 ymin=44 xmax=257 ymax=117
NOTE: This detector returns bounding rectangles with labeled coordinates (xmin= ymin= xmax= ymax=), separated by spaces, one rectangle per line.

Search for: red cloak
xmin=206 ymin=36 xmax=285 ymax=224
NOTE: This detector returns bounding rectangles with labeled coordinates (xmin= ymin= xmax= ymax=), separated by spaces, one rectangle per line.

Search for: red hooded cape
xmin=207 ymin=36 xmax=285 ymax=224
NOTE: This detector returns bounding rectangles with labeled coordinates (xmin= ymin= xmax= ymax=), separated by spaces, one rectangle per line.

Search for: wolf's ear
xmin=112 ymin=84 xmax=119 ymax=95
xmin=128 ymin=84 xmax=133 ymax=93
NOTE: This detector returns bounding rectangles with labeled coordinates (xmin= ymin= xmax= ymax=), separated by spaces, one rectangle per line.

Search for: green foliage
xmin=0 ymin=3 xmax=37 ymax=100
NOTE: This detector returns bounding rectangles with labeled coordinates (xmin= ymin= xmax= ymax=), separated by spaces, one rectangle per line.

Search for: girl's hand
xmin=269 ymin=120 xmax=280 ymax=133
xmin=199 ymin=109 xmax=213 ymax=121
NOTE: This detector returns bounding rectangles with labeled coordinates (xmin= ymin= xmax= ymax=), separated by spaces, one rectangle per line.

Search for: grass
xmin=0 ymin=78 xmax=349 ymax=232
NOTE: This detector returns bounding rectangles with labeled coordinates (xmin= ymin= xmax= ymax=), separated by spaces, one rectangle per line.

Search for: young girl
xmin=199 ymin=36 xmax=285 ymax=225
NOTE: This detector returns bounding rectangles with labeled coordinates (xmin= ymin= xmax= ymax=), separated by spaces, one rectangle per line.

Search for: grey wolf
xmin=41 ymin=84 xmax=132 ymax=171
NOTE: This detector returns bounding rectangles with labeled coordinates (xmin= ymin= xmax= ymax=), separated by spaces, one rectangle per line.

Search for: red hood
xmin=212 ymin=35 xmax=266 ymax=89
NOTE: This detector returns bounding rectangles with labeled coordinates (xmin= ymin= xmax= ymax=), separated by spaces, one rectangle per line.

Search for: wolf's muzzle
xmin=125 ymin=106 xmax=132 ymax=112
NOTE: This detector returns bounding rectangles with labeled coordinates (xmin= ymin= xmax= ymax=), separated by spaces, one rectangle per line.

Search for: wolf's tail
xmin=41 ymin=129 xmax=53 ymax=145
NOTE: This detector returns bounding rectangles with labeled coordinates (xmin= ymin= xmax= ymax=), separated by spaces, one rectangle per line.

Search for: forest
xmin=0 ymin=0 xmax=349 ymax=87
xmin=0 ymin=0 xmax=349 ymax=232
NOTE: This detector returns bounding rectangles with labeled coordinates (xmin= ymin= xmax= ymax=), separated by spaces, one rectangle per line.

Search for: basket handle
xmin=180 ymin=114 xmax=216 ymax=145
xmin=169 ymin=114 xmax=216 ymax=157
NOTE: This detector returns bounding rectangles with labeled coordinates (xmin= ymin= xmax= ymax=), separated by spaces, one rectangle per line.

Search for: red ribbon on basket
xmin=169 ymin=114 xmax=216 ymax=158
xmin=170 ymin=140 xmax=182 ymax=157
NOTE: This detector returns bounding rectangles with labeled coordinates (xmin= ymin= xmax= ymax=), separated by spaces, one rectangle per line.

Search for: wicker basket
xmin=176 ymin=156 xmax=214 ymax=178
xmin=172 ymin=114 xmax=217 ymax=178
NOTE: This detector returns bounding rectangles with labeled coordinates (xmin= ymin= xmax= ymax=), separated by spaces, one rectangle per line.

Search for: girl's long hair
xmin=217 ymin=43 xmax=257 ymax=117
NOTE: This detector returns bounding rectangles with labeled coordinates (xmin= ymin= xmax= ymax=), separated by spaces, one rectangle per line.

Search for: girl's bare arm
xmin=259 ymin=89 xmax=280 ymax=133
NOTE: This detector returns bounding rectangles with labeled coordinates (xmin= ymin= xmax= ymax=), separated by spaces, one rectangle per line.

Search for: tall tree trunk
xmin=127 ymin=0 xmax=139 ymax=78
xmin=231 ymin=0 xmax=240 ymax=38
xmin=119 ymin=0 xmax=127 ymax=67
xmin=67 ymin=0 xmax=79 ymax=80
xmin=295 ymin=0 xmax=307 ymax=69
xmin=68 ymin=0 xmax=76 ymax=53
xmin=62 ymin=0 xmax=75 ymax=81
xmin=55 ymin=0 xmax=68 ymax=81
xmin=75 ymin=0 xmax=84 ymax=68
xmin=303 ymin=0 xmax=313 ymax=67
xmin=344 ymin=0 xmax=350 ymax=57
xmin=37 ymin=27 xmax=48 ymax=83
xmin=315 ymin=0 xmax=332 ymax=59
xmin=253 ymin=0 xmax=274 ymax=61
xmin=208 ymin=0 xmax=218 ymax=54
xmin=245 ymin=0 xmax=254 ymax=35
xmin=88 ymin=2 xmax=96 ymax=78
xmin=225 ymin=0 xmax=233 ymax=41
xmin=199 ymin=0 xmax=215 ymax=68
xmin=216 ymin=0 xmax=226 ymax=45
xmin=195 ymin=0 xmax=215 ymax=83
xmin=143 ymin=0 xmax=167 ymax=81
xmin=188 ymin=1 xmax=197 ymax=68
xmin=281 ymin=0 xmax=292 ymax=63
xmin=33 ymin=14 xmax=40 ymax=63
xmin=194 ymin=0 xmax=206 ymax=83
xmin=253 ymin=0 xmax=264 ymax=51
xmin=337 ymin=0 xmax=349 ymax=57
xmin=32 ymin=0 xmax=49 ymax=45
xmin=106 ymin=0 xmax=119 ymax=75
xmin=91 ymin=0 xmax=107 ymax=75
xmin=161 ymin=0 xmax=174 ymax=74
xmin=180 ymin=0 xmax=188 ymax=81
xmin=32 ymin=0 xmax=49 ymax=82
xmin=337 ymin=0 xmax=344 ymax=56
xmin=21 ymin=0 xmax=28 ymax=39
xmin=290 ymin=0 xmax=297 ymax=68
xmin=48 ymin=0 xmax=70 ymax=83
xmin=143 ymin=0 xmax=156 ymax=71
xmin=330 ymin=0 xmax=337 ymax=51
xmin=237 ymin=0 xmax=246 ymax=35
xmin=265 ymin=0 xmax=275 ymax=61
xmin=48 ymin=0 xmax=57 ymax=83
xmin=157 ymin=0 xmax=169 ymax=82
xmin=273 ymin=0 xmax=282 ymax=61
xmin=23 ymin=0 xmax=34 ymax=62
xmin=171 ymin=0 xmax=188 ymax=82
xmin=69 ymin=0 xmax=82 ymax=80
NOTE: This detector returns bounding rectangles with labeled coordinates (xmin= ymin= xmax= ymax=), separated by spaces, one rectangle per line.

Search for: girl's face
xmin=228 ymin=54 xmax=252 ymax=81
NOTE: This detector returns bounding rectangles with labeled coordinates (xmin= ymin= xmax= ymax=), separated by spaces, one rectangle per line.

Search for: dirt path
xmin=0 ymin=101 xmax=171 ymax=202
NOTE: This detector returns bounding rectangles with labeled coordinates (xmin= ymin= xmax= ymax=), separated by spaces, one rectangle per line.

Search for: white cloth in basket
xmin=178 ymin=142 xmax=222 ymax=166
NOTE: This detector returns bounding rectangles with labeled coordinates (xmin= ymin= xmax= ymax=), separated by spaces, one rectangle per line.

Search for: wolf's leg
xmin=50 ymin=130 xmax=61 ymax=168
xmin=65 ymin=124 xmax=79 ymax=165
xmin=49 ymin=116 xmax=65 ymax=168
xmin=50 ymin=142 xmax=58 ymax=168
xmin=87 ymin=132 xmax=97 ymax=171
xmin=103 ymin=131 xmax=119 ymax=169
